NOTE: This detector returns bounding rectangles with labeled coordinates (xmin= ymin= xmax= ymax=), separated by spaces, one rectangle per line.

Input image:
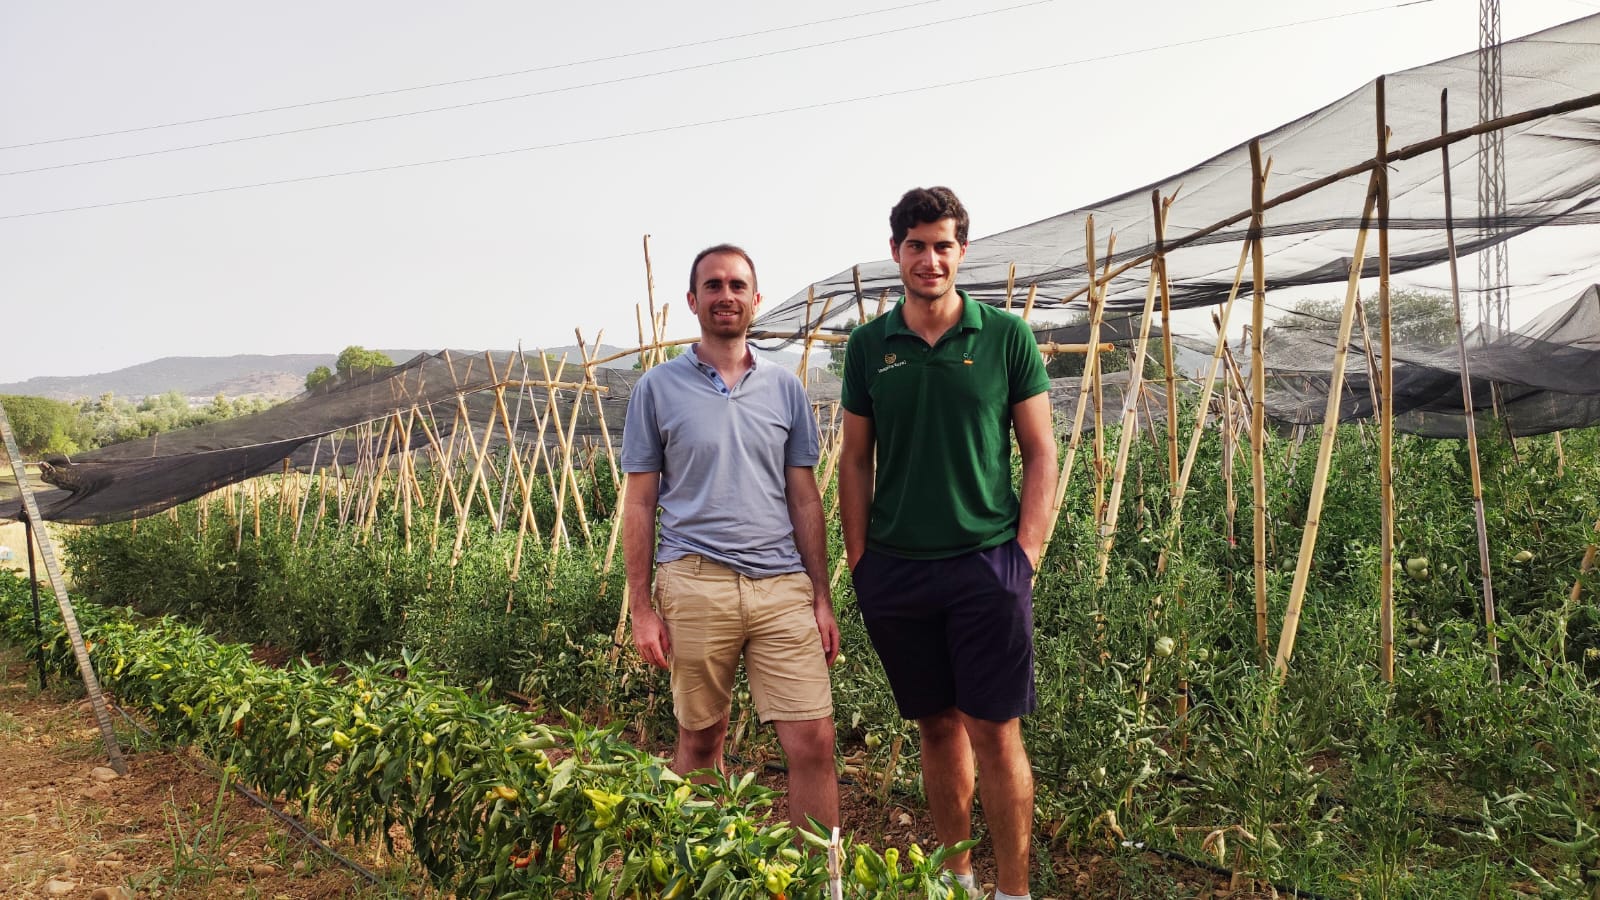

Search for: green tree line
xmin=0 ymin=391 xmax=273 ymax=458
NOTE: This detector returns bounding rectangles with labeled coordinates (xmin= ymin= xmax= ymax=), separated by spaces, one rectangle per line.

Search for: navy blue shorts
xmin=850 ymin=538 xmax=1036 ymax=722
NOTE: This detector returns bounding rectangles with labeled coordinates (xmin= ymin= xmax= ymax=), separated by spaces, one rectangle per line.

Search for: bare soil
xmin=0 ymin=650 xmax=412 ymax=899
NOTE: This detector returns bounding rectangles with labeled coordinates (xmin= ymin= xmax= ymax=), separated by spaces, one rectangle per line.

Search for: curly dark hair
xmin=889 ymin=186 xmax=969 ymax=245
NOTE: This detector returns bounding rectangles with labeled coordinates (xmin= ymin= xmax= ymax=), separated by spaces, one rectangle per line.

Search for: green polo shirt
xmin=841 ymin=291 xmax=1051 ymax=559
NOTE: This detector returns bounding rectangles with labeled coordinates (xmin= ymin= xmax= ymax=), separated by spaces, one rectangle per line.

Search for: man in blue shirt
xmin=621 ymin=244 xmax=838 ymax=832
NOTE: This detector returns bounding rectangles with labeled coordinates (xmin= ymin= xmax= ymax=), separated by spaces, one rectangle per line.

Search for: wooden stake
xmin=643 ymin=235 xmax=660 ymax=364
xmin=1248 ymin=139 xmax=1271 ymax=662
xmin=1163 ymin=242 xmax=1251 ymax=547
xmin=852 ymin=265 xmax=867 ymax=324
xmin=797 ymin=289 xmax=835 ymax=389
xmin=1095 ymin=229 xmax=1163 ymax=584
xmin=1273 ymin=171 xmax=1382 ymax=678
xmin=1375 ymin=77 xmax=1399 ymax=684
xmin=1038 ymin=219 xmax=1114 ymax=567
xmin=1439 ymin=88 xmax=1501 ymax=682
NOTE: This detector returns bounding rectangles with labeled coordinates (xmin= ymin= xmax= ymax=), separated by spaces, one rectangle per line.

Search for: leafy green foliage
xmin=0 ymin=394 xmax=90 ymax=455
xmin=334 ymin=346 xmax=395 ymax=378
xmin=25 ymin=407 xmax=1600 ymax=897
xmin=0 ymin=576 xmax=972 ymax=898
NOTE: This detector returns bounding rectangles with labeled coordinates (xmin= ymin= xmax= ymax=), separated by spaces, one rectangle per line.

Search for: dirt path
xmin=0 ymin=650 xmax=409 ymax=899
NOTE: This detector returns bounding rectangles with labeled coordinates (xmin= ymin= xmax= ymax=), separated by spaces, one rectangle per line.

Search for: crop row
xmin=0 ymin=572 xmax=969 ymax=899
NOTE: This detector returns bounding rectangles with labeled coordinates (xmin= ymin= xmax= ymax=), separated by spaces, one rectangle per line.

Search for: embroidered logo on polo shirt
xmin=883 ymin=353 xmax=897 ymax=365
xmin=876 ymin=353 xmax=908 ymax=375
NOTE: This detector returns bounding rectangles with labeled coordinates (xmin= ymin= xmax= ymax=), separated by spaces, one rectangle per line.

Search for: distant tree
xmin=1280 ymin=290 xmax=1458 ymax=348
xmin=0 ymin=395 xmax=89 ymax=457
xmin=827 ymin=319 xmax=859 ymax=376
xmin=304 ymin=365 xmax=333 ymax=391
xmin=335 ymin=346 xmax=395 ymax=378
xmin=632 ymin=345 xmax=684 ymax=370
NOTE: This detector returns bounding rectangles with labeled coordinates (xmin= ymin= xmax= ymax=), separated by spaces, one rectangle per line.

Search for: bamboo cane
xmin=1038 ymin=220 xmax=1115 ymax=568
xmin=1005 ymin=262 xmax=1016 ymax=312
xmin=1037 ymin=342 xmax=1114 ymax=356
xmin=398 ymin=409 xmax=415 ymax=553
xmin=1149 ymin=187 xmax=1189 ymax=744
xmin=1248 ymin=139 xmax=1271 ymax=662
xmin=1222 ymin=369 xmax=1238 ymax=571
xmin=1273 ymin=171 xmax=1382 ymax=678
xmin=853 ymin=265 xmax=867 ymax=324
xmin=605 ymin=475 xmax=633 ymax=667
xmin=1553 ymin=430 xmax=1566 ymax=477
xmin=797 ymin=290 xmax=836 ymax=389
xmin=360 ymin=410 xmax=401 ymax=542
xmin=250 ymin=475 xmax=262 ymax=540
xmin=1352 ymin=297 xmax=1384 ymax=426
xmin=556 ymin=363 xmax=594 ymax=545
xmin=643 ymin=235 xmax=659 ymax=365
xmin=1162 ymin=241 xmax=1252 ymax=552
xmin=539 ymin=353 xmax=582 ymax=570
xmin=1091 ymin=312 xmax=1106 ymax=538
xmin=277 ymin=458 xmax=290 ymax=530
xmin=797 ymin=286 xmax=816 ymax=386
xmin=494 ymin=362 xmax=545 ymax=581
xmin=1095 ymin=248 xmax=1163 ymax=584
xmin=449 ymin=387 xmax=500 ymax=566
xmin=1021 ymin=283 xmax=1038 ymax=322
xmin=1439 ymin=89 xmax=1500 ymax=683
xmin=576 ymin=332 xmax=622 ymax=492
xmin=820 ymin=412 xmax=848 ymax=523
xmin=1568 ymin=516 xmax=1599 ymax=615
xmin=1375 ymin=77 xmax=1399 ymax=684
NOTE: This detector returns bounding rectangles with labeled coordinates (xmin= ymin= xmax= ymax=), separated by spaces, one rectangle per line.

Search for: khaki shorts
xmin=654 ymin=555 xmax=833 ymax=731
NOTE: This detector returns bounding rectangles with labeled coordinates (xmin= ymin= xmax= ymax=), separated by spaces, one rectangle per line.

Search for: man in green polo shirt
xmin=838 ymin=186 xmax=1057 ymax=900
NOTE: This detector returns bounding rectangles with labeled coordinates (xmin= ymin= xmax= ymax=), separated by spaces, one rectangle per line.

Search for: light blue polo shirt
xmin=620 ymin=345 xmax=820 ymax=578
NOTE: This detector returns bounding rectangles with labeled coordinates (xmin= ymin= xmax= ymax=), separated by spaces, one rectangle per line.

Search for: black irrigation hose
xmin=108 ymin=704 xmax=387 ymax=889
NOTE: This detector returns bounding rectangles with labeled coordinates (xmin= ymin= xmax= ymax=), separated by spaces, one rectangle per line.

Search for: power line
xmin=0 ymin=0 xmax=957 ymax=151
xmin=0 ymin=0 xmax=1055 ymax=178
xmin=0 ymin=0 xmax=1437 ymax=223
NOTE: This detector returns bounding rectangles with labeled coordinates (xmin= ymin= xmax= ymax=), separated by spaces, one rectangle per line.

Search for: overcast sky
xmin=1 ymin=0 xmax=1593 ymax=384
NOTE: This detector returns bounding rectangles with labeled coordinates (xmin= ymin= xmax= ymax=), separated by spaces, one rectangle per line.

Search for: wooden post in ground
xmin=1161 ymin=240 xmax=1251 ymax=562
xmin=0 ymin=404 xmax=127 ymax=774
xmin=797 ymin=291 xmax=835 ymax=390
xmin=1038 ymin=218 xmax=1113 ymax=567
xmin=1248 ymin=138 xmax=1272 ymax=662
xmin=1273 ymin=171 xmax=1382 ymax=678
xmin=1375 ymin=77 xmax=1399 ymax=684
xmin=1096 ymin=216 xmax=1164 ymax=584
xmin=1438 ymin=88 xmax=1501 ymax=683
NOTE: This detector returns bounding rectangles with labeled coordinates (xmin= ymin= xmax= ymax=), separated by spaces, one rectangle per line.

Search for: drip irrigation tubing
xmin=106 ymin=703 xmax=387 ymax=888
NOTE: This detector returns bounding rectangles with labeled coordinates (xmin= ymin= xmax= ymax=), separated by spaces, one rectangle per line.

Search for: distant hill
xmin=0 ymin=345 xmax=805 ymax=402
xmin=0 ymin=351 xmax=425 ymax=402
